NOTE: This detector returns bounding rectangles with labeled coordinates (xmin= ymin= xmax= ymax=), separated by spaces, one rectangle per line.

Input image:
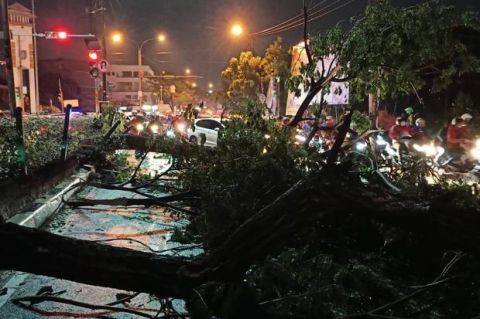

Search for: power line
xmin=251 ymin=0 xmax=327 ymax=36
xmin=256 ymin=0 xmax=358 ymax=37
xmin=256 ymin=0 xmax=352 ymax=36
xmin=252 ymin=0 xmax=338 ymax=36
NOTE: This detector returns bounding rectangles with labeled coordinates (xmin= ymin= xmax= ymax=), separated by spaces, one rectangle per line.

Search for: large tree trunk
xmin=1 ymin=169 xmax=480 ymax=300
xmin=0 ymin=222 xmax=193 ymax=298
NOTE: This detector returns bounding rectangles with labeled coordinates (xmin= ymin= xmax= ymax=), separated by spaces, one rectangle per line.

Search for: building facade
xmin=107 ymin=64 xmax=154 ymax=110
xmin=8 ymin=2 xmax=38 ymax=113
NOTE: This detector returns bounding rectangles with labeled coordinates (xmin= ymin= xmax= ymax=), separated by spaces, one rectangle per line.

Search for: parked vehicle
xmin=187 ymin=118 xmax=225 ymax=147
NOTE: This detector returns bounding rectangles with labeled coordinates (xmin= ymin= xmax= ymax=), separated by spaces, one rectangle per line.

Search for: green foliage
xmin=287 ymin=0 xmax=480 ymax=119
xmin=180 ymin=100 xmax=315 ymax=240
xmin=345 ymin=0 xmax=480 ymax=101
xmin=0 ymin=115 xmax=109 ymax=181
xmin=351 ymin=111 xmax=371 ymax=132
xmin=222 ymin=38 xmax=290 ymax=103
xmin=261 ymin=37 xmax=290 ymax=79
xmin=222 ymin=51 xmax=265 ymax=101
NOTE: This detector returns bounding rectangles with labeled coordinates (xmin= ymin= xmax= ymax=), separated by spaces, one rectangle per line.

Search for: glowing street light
xmin=192 ymin=82 xmax=197 ymax=88
xmin=111 ymin=32 xmax=168 ymax=106
xmin=231 ymin=24 xmax=243 ymax=37
xmin=112 ymin=32 xmax=122 ymax=43
xmin=208 ymin=83 xmax=213 ymax=89
xmin=185 ymin=68 xmax=191 ymax=75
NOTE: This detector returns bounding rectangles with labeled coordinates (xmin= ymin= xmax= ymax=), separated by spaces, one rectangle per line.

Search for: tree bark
xmin=0 ymin=222 xmax=193 ymax=298
xmin=1 ymin=170 xmax=480 ymax=300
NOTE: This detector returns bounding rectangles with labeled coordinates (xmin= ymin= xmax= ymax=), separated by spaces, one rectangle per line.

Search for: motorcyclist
xmin=403 ymin=107 xmax=417 ymax=126
xmin=446 ymin=118 xmax=472 ymax=165
xmin=412 ymin=118 xmax=431 ymax=144
xmin=389 ymin=117 xmax=416 ymax=154
xmin=126 ymin=114 xmax=146 ymax=135
xmin=460 ymin=113 xmax=474 ymax=140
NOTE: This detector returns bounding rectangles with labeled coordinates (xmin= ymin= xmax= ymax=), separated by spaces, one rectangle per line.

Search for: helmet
xmin=415 ymin=118 xmax=426 ymax=126
xmin=461 ymin=113 xmax=473 ymax=120
xmin=404 ymin=107 xmax=414 ymax=114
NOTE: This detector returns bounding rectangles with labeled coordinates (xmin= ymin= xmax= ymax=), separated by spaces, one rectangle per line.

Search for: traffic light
xmin=88 ymin=50 xmax=100 ymax=78
xmin=44 ymin=31 xmax=69 ymax=40
xmin=88 ymin=50 xmax=99 ymax=62
xmin=57 ymin=31 xmax=68 ymax=40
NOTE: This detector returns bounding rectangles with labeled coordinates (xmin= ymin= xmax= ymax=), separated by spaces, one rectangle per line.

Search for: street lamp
xmin=230 ymin=23 xmax=254 ymax=51
xmin=112 ymin=32 xmax=122 ymax=43
xmin=208 ymin=83 xmax=213 ymax=89
xmin=185 ymin=68 xmax=191 ymax=75
xmin=192 ymin=82 xmax=197 ymax=88
xmin=231 ymin=24 xmax=243 ymax=37
xmin=112 ymin=32 xmax=167 ymax=107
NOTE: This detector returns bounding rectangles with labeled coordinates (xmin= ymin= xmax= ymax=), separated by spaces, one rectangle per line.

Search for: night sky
xmin=12 ymin=0 xmax=480 ymax=89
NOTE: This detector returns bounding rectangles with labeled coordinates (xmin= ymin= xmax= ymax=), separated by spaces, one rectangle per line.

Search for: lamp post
xmin=112 ymin=32 xmax=166 ymax=107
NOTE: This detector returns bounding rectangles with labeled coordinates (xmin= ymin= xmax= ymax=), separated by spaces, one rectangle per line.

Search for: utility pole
xmin=101 ymin=0 xmax=107 ymax=110
xmin=138 ymin=46 xmax=143 ymax=106
xmin=31 ymin=0 xmax=39 ymax=113
xmin=1 ymin=0 xmax=16 ymax=114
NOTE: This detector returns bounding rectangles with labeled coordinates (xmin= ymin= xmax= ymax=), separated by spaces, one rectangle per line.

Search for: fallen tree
xmin=1 ymin=164 xmax=480 ymax=317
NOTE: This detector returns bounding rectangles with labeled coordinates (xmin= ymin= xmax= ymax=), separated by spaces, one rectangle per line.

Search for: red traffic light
xmin=88 ymin=50 xmax=98 ymax=61
xmin=57 ymin=31 xmax=68 ymax=40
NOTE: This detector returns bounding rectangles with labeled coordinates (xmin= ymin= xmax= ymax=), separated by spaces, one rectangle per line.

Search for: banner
xmin=286 ymin=44 xmax=349 ymax=116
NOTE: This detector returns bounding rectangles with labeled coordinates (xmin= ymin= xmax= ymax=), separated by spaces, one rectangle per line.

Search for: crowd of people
xmin=387 ymin=106 xmax=476 ymax=164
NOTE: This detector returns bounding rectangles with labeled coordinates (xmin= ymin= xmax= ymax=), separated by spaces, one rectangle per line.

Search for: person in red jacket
xmin=447 ymin=118 xmax=471 ymax=151
xmin=388 ymin=117 xmax=415 ymax=156
xmin=388 ymin=117 xmax=415 ymax=141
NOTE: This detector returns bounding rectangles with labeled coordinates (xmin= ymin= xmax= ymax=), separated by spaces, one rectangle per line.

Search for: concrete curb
xmin=7 ymin=165 xmax=94 ymax=228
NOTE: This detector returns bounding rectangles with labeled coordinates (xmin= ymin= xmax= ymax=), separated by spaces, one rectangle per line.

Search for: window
xmin=121 ymin=71 xmax=133 ymax=78
xmin=196 ymin=120 xmax=222 ymax=130
xmin=196 ymin=120 xmax=211 ymax=129
xmin=210 ymin=120 xmax=223 ymax=130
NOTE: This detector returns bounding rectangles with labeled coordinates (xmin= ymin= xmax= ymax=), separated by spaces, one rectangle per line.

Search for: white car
xmin=187 ymin=118 xmax=224 ymax=147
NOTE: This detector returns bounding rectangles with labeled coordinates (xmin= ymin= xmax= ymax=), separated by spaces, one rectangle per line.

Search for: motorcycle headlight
xmin=295 ymin=134 xmax=306 ymax=143
xmin=413 ymin=143 xmax=437 ymax=157
xmin=176 ymin=123 xmax=186 ymax=133
xmin=166 ymin=129 xmax=175 ymax=138
xmin=136 ymin=123 xmax=144 ymax=132
xmin=386 ymin=144 xmax=396 ymax=155
xmin=376 ymin=136 xmax=387 ymax=146
xmin=471 ymin=147 xmax=480 ymax=161
xmin=476 ymin=139 xmax=480 ymax=148
xmin=150 ymin=124 xmax=159 ymax=134
xmin=356 ymin=142 xmax=367 ymax=151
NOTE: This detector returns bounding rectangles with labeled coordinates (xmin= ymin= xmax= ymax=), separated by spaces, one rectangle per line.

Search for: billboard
xmin=286 ymin=44 xmax=349 ymax=116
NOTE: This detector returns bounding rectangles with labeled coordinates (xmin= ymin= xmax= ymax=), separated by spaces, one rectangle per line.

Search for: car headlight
xmin=136 ymin=123 xmax=144 ymax=132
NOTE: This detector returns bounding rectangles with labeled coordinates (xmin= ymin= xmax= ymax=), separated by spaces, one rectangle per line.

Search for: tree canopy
xmin=287 ymin=0 xmax=480 ymax=125
xmin=221 ymin=38 xmax=290 ymax=103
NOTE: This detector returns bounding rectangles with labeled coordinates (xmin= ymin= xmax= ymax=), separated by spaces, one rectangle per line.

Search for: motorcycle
xmin=435 ymin=138 xmax=480 ymax=173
